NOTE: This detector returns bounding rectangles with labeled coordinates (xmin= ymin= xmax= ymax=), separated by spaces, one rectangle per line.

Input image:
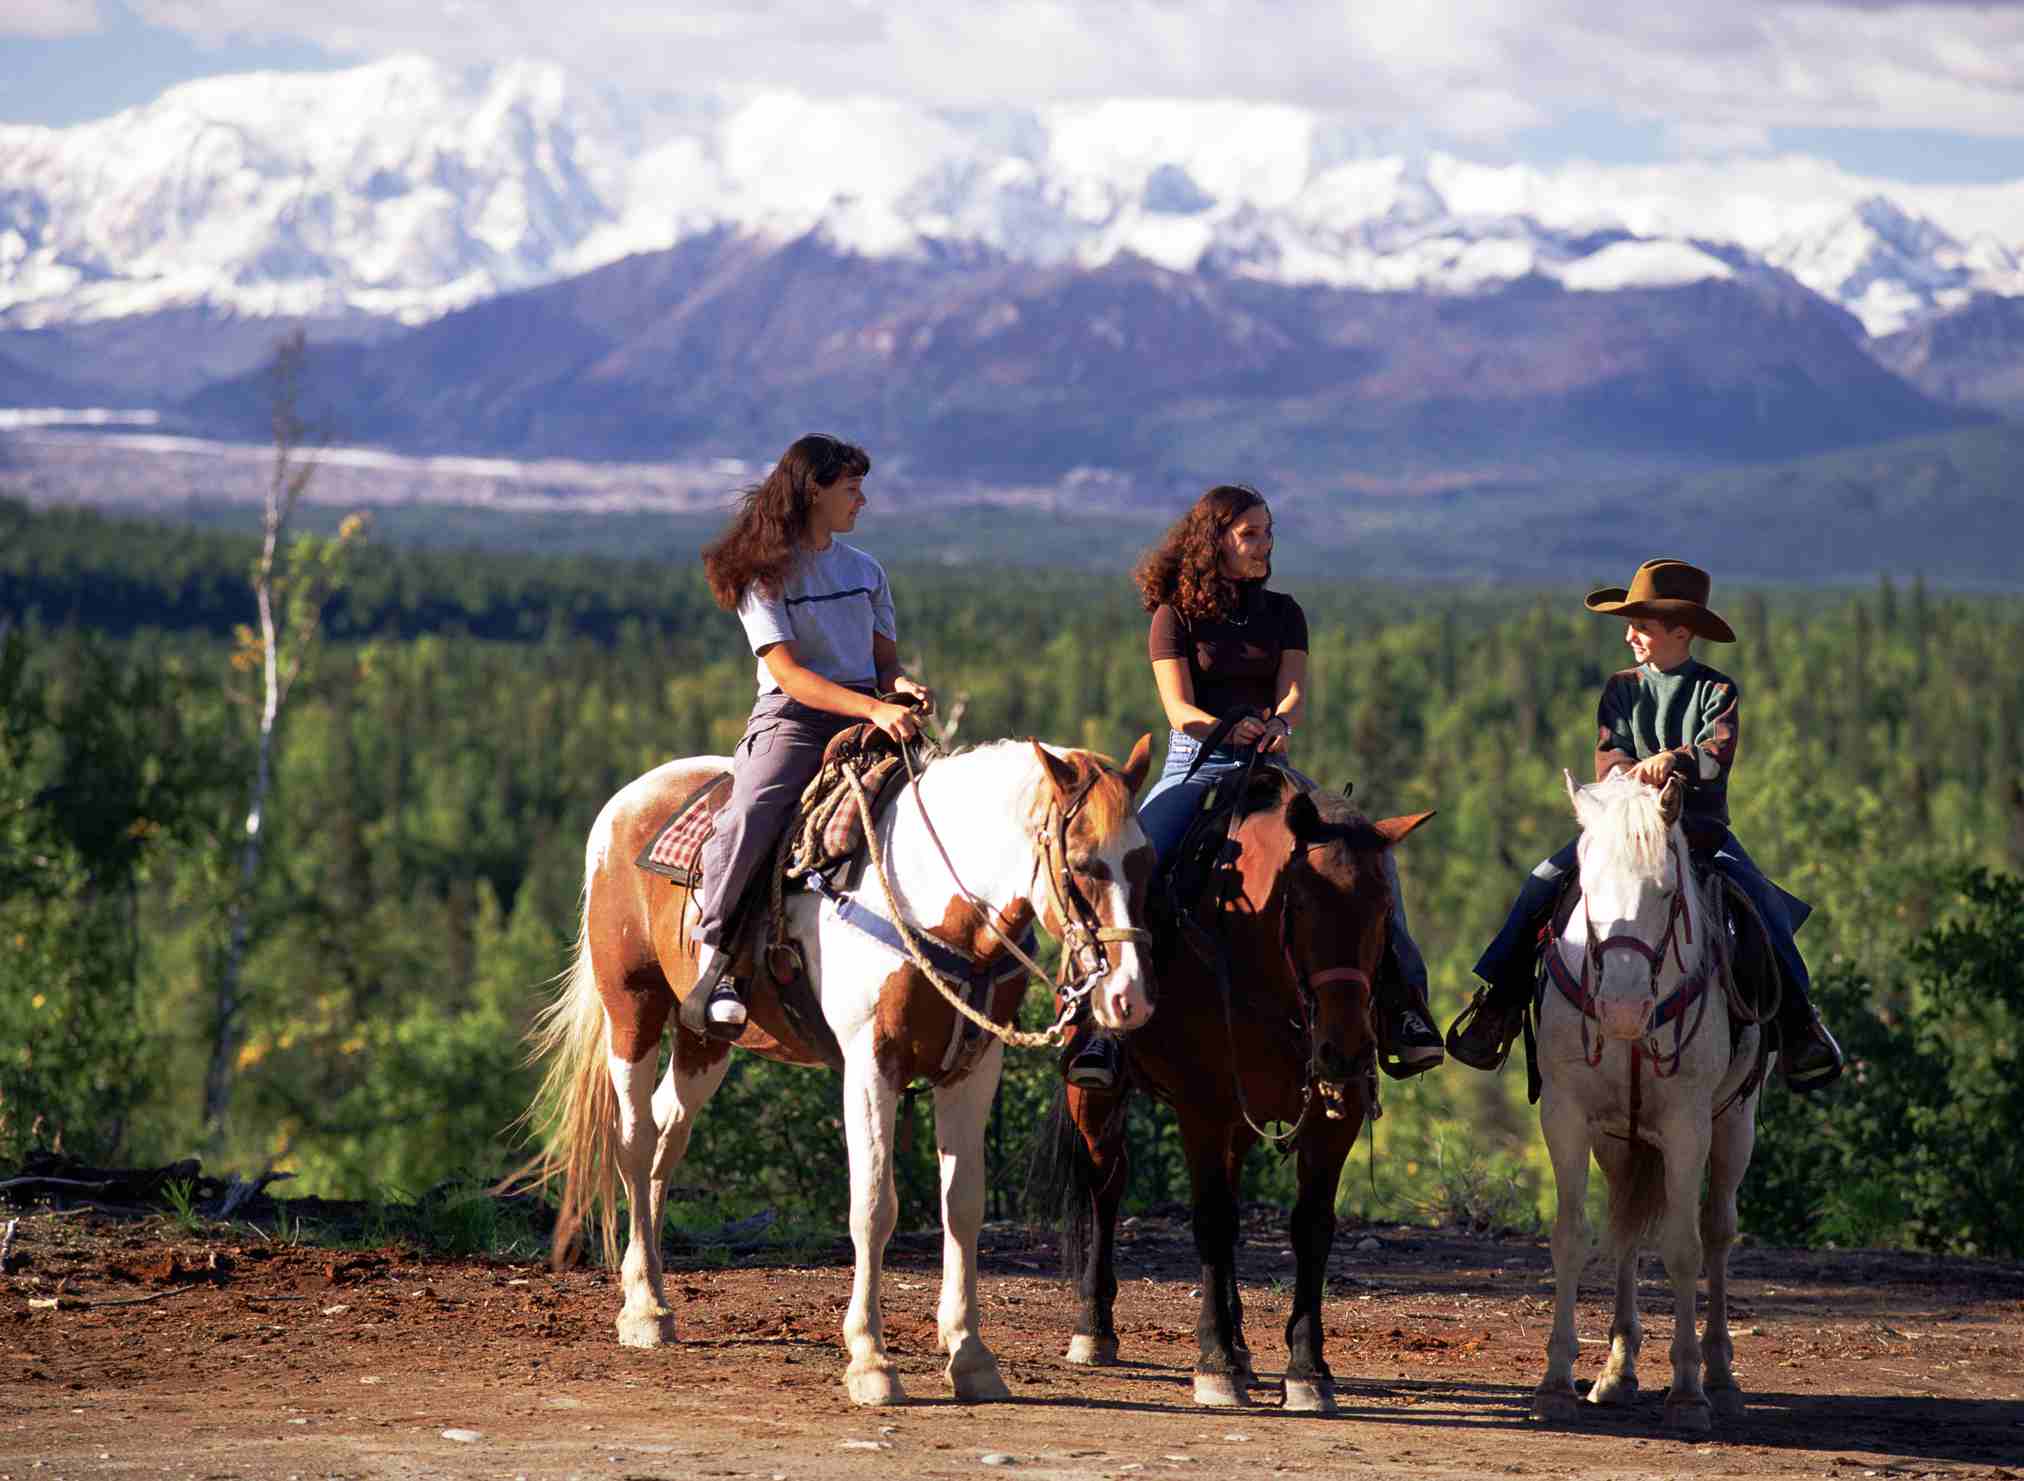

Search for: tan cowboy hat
xmin=1583 ymin=558 xmax=1736 ymax=643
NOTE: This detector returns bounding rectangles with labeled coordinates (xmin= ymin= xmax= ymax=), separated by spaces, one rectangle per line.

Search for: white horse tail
xmin=499 ymin=908 xmax=622 ymax=1271
xmin=1610 ymin=1137 xmax=1669 ymax=1249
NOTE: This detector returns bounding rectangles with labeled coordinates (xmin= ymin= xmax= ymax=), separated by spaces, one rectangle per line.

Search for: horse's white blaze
xmin=1534 ymin=770 xmax=1762 ymax=1430
xmin=1087 ymin=865 xmax=1154 ymax=1032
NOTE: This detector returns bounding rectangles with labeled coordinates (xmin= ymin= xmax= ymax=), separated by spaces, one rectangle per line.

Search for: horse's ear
xmin=1339 ymin=780 xmax=1354 ymax=801
xmin=1285 ymin=788 xmax=1322 ymax=847
xmin=1031 ymin=741 xmax=1080 ymax=799
xmin=1122 ymin=733 xmax=1153 ymax=799
xmin=1658 ymin=774 xmax=1684 ymax=827
xmin=1371 ymin=810 xmax=1436 ymax=849
xmin=1564 ymin=769 xmax=1584 ymax=819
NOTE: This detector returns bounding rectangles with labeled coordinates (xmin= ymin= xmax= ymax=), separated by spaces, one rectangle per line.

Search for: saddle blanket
xmin=637 ymin=773 xmax=731 ymax=886
xmin=635 ymin=753 xmax=909 ymax=888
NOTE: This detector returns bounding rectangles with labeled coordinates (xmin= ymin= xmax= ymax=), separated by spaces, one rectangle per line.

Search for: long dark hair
xmin=1132 ymin=484 xmax=1267 ymax=622
xmin=701 ymin=434 xmax=872 ymax=610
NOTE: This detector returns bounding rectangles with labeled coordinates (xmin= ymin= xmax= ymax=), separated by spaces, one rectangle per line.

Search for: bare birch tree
xmin=203 ymin=328 xmax=366 ymax=1149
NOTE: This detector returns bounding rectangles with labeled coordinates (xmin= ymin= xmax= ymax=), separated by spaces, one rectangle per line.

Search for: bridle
xmin=1032 ymin=767 xmax=1156 ymax=1022
xmin=896 ymin=740 xmax=1152 ymax=1036
xmin=1544 ymin=835 xmax=1718 ymax=1142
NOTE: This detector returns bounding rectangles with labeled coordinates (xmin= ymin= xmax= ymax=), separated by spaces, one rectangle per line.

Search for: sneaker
xmin=1781 ymin=1010 xmax=1843 ymax=1093
xmin=704 ymin=980 xmax=748 ymax=1040
xmin=1444 ymin=984 xmax=1526 ymax=1072
xmin=1381 ymin=1004 xmax=1446 ymax=1079
xmin=1064 ymin=1034 xmax=1123 ymax=1092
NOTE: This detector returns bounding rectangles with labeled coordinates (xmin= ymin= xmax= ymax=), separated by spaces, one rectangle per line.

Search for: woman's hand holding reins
xmin=887 ymin=674 xmax=936 ymax=715
xmin=1229 ymin=712 xmax=1291 ymax=753
xmin=1229 ymin=713 xmax=1269 ymax=749
xmin=868 ymin=699 xmax=923 ymax=744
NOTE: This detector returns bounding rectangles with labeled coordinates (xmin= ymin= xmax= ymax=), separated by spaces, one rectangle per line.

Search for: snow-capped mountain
xmin=5 ymin=55 xmax=2021 ymax=341
xmin=1766 ymin=197 xmax=2024 ymax=337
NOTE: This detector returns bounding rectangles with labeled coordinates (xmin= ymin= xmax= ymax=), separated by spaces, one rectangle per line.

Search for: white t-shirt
xmin=736 ymin=541 xmax=897 ymax=695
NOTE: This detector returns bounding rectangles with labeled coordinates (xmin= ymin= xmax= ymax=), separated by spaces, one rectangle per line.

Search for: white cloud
xmin=4 ymin=0 xmax=100 ymax=39
xmin=69 ymin=1 xmax=2024 ymax=146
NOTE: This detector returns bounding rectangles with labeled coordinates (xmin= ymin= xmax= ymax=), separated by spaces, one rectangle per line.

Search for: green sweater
xmin=1594 ymin=658 xmax=1741 ymax=828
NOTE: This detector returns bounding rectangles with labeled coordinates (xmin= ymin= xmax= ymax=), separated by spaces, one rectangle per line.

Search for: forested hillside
xmin=4 ymin=498 xmax=2019 ymax=1255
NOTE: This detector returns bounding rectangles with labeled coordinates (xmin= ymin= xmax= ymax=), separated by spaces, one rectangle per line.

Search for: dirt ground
xmin=4 ymin=1205 xmax=2022 ymax=1481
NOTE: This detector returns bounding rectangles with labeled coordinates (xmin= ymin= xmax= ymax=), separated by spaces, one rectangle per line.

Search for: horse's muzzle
xmin=1598 ymin=995 xmax=1656 ymax=1042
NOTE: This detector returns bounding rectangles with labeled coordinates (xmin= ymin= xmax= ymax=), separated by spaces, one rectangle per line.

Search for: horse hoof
xmin=614 ymin=1311 xmax=675 ymax=1348
xmin=846 ymin=1368 xmax=908 ymax=1407
xmin=1066 ymin=1334 xmax=1119 ymax=1366
xmin=1708 ymin=1385 xmax=1746 ymax=1421
xmin=1281 ymin=1378 xmax=1338 ymax=1414
xmin=1193 ymin=1373 xmax=1249 ymax=1407
xmin=950 ymin=1360 xmax=1012 ymax=1403
xmin=1531 ymin=1386 xmax=1580 ymax=1423
xmin=1587 ymin=1372 xmax=1639 ymax=1407
xmin=1664 ymin=1397 xmax=1713 ymax=1433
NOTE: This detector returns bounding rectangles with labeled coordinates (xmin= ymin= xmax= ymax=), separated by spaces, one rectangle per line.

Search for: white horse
xmin=514 ymin=737 xmax=1156 ymax=1406
xmin=1532 ymin=769 xmax=1768 ymax=1433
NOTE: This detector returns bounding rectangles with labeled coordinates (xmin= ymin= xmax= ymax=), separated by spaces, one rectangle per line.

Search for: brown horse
xmin=1042 ymin=767 xmax=1433 ymax=1411
xmin=514 ymin=737 xmax=1156 ymax=1405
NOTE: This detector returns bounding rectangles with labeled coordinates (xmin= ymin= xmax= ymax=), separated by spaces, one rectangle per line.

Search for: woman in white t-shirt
xmin=690 ymin=434 xmax=934 ymax=1038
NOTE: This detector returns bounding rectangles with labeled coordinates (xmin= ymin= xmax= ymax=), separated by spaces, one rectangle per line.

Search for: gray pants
xmin=693 ymin=691 xmax=860 ymax=949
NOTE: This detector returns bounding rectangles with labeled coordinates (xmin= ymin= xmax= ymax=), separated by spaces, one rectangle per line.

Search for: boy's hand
xmin=1630 ymin=753 xmax=1679 ymax=787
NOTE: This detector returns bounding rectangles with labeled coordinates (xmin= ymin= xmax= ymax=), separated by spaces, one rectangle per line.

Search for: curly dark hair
xmin=1132 ymin=484 xmax=1268 ymax=622
xmin=701 ymin=434 xmax=872 ymax=611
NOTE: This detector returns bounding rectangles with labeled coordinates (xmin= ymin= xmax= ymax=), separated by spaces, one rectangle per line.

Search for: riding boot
xmin=1444 ymin=972 xmax=1531 ymax=1072
xmin=1063 ymin=1029 xmax=1123 ymax=1092
xmin=1376 ymin=940 xmax=1445 ymax=1079
xmin=1776 ymin=977 xmax=1843 ymax=1093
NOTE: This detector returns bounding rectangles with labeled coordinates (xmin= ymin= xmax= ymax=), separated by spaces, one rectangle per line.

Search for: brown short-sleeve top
xmin=1147 ymin=583 xmax=1309 ymax=719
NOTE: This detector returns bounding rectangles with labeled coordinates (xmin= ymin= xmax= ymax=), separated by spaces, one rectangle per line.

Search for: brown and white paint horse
xmin=1533 ymin=770 xmax=1766 ymax=1432
xmin=518 ymin=738 xmax=1156 ymax=1406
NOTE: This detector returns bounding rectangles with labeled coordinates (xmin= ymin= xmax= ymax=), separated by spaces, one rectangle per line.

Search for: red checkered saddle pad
xmin=636 ymin=772 xmax=732 ymax=886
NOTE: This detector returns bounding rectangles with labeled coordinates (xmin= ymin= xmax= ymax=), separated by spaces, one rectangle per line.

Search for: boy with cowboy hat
xmin=1445 ymin=558 xmax=1844 ymax=1091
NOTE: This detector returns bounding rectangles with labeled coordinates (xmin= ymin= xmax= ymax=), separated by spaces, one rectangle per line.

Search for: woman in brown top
xmin=1065 ymin=484 xmax=1445 ymax=1089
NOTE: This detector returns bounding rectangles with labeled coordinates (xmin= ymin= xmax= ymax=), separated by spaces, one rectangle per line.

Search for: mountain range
xmin=3 ymin=55 xmax=2024 ymax=488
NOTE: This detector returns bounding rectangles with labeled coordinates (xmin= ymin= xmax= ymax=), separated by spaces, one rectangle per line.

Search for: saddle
xmin=635 ymin=726 xmax=914 ymax=894
xmin=644 ymin=728 xmax=1023 ymax=1077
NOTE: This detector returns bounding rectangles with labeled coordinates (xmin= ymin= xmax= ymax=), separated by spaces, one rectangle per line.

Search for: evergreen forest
xmin=4 ymin=496 xmax=2021 ymax=1258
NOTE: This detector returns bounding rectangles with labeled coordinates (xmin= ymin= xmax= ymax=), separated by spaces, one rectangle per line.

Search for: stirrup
xmin=1444 ymin=985 xmax=1523 ymax=1072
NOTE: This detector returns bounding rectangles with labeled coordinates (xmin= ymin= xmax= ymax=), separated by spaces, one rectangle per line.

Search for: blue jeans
xmin=1473 ymin=828 xmax=1812 ymax=1010
xmin=1138 ymin=730 xmax=1429 ymax=997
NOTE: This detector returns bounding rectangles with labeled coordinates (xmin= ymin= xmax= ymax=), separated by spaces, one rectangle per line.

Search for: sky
xmin=6 ymin=0 xmax=2024 ymax=184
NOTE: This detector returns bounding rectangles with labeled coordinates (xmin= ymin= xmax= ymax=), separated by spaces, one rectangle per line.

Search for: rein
xmin=840 ymin=741 xmax=1150 ymax=1052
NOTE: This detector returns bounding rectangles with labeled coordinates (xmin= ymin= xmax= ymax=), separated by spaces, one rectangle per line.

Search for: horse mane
xmin=1576 ymin=770 xmax=1672 ymax=884
xmin=950 ymin=739 xmax=1136 ymax=847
